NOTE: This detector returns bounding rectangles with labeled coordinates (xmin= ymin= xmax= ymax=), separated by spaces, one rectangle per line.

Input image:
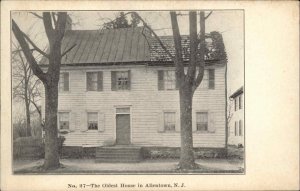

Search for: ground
xmin=13 ymin=158 xmax=244 ymax=174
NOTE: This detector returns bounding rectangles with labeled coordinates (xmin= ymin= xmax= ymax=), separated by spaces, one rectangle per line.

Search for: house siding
xmin=228 ymin=93 xmax=244 ymax=146
xmin=41 ymin=64 xmax=226 ymax=148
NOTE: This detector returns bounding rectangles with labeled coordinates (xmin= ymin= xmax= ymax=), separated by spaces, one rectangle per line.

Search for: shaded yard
xmin=13 ymin=158 xmax=244 ymax=174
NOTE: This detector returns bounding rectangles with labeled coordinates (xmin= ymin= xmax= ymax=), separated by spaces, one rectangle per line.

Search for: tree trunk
xmin=178 ymin=84 xmax=197 ymax=169
xmin=43 ymin=83 xmax=60 ymax=169
xmin=25 ymin=96 xmax=31 ymax=137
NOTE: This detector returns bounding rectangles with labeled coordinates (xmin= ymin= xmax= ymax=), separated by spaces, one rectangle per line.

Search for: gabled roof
xmin=40 ymin=27 xmax=227 ymax=66
xmin=230 ymin=86 xmax=244 ymax=98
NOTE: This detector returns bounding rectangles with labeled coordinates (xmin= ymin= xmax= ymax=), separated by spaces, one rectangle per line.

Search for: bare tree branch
xmin=205 ymin=11 xmax=213 ymax=20
xmin=192 ymin=11 xmax=206 ymax=92
xmin=61 ymin=43 xmax=76 ymax=57
xmin=29 ymin=12 xmax=43 ymax=19
xmin=128 ymin=11 xmax=175 ymax=61
xmin=51 ymin=12 xmax=57 ymax=29
xmin=170 ymin=11 xmax=185 ymax=80
xmin=22 ymin=31 xmax=49 ymax=58
xmin=12 ymin=19 xmax=47 ymax=82
xmin=186 ymin=11 xmax=198 ymax=83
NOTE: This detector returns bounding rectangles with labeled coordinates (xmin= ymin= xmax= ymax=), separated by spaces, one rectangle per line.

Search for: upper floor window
xmin=195 ymin=69 xmax=215 ymax=90
xmin=196 ymin=112 xmax=208 ymax=131
xmin=58 ymin=112 xmax=69 ymax=130
xmin=234 ymin=95 xmax=243 ymax=111
xmin=158 ymin=70 xmax=178 ymax=90
xmin=86 ymin=72 xmax=103 ymax=91
xmin=111 ymin=71 xmax=131 ymax=91
xmin=208 ymin=69 xmax=215 ymax=89
xmin=87 ymin=112 xmax=98 ymax=130
xmin=239 ymin=95 xmax=243 ymax=110
xmin=59 ymin=73 xmax=69 ymax=92
xmin=164 ymin=112 xmax=176 ymax=131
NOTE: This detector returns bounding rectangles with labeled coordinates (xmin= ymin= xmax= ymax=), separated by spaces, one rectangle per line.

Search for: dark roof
xmin=40 ymin=27 xmax=227 ymax=65
xmin=230 ymin=86 xmax=244 ymax=98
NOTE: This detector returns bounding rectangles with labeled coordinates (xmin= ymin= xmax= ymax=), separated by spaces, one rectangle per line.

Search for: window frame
xmin=208 ymin=69 xmax=215 ymax=89
xmin=112 ymin=71 xmax=130 ymax=91
xmin=163 ymin=70 xmax=177 ymax=90
xmin=239 ymin=120 xmax=243 ymax=136
xmin=86 ymin=72 xmax=100 ymax=91
xmin=87 ymin=112 xmax=99 ymax=130
xmin=58 ymin=111 xmax=70 ymax=130
xmin=196 ymin=112 xmax=209 ymax=132
xmin=163 ymin=111 xmax=176 ymax=132
xmin=59 ymin=72 xmax=70 ymax=92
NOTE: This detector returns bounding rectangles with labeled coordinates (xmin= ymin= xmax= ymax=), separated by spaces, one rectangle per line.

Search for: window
xmin=87 ymin=112 xmax=98 ymax=130
xmin=86 ymin=72 xmax=103 ymax=91
xmin=59 ymin=73 xmax=69 ymax=92
xmin=239 ymin=95 xmax=243 ymax=110
xmin=197 ymin=69 xmax=214 ymax=89
xmin=164 ymin=112 xmax=176 ymax=131
xmin=208 ymin=69 xmax=215 ymax=89
xmin=111 ymin=71 xmax=130 ymax=90
xmin=58 ymin=112 xmax=69 ymax=130
xmin=158 ymin=70 xmax=178 ymax=90
xmin=164 ymin=71 xmax=176 ymax=90
xmin=239 ymin=120 xmax=243 ymax=136
xmin=234 ymin=98 xmax=238 ymax=111
xmin=235 ymin=121 xmax=238 ymax=136
xmin=196 ymin=112 xmax=208 ymax=131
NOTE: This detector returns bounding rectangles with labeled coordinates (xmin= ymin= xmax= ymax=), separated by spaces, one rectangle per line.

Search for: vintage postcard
xmin=1 ymin=1 xmax=299 ymax=191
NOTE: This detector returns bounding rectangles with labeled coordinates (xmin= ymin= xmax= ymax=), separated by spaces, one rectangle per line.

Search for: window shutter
xmin=175 ymin=111 xmax=180 ymax=132
xmin=97 ymin=71 xmax=103 ymax=91
xmin=64 ymin=73 xmax=69 ymax=91
xmin=70 ymin=112 xmax=76 ymax=131
xmin=235 ymin=121 xmax=238 ymax=136
xmin=80 ymin=112 xmax=88 ymax=132
xmin=208 ymin=112 xmax=215 ymax=133
xmin=98 ymin=113 xmax=105 ymax=132
xmin=240 ymin=96 xmax=243 ymax=109
xmin=208 ymin=69 xmax=215 ymax=89
xmin=86 ymin=72 xmax=91 ymax=91
xmin=157 ymin=112 xmax=164 ymax=132
xmin=239 ymin=120 xmax=243 ymax=136
xmin=158 ymin=70 xmax=164 ymax=90
xmin=111 ymin=71 xmax=116 ymax=91
xmin=127 ymin=70 xmax=131 ymax=90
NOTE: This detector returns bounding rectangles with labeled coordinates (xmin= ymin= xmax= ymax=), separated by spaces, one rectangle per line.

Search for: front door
xmin=116 ymin=114 xmax=130 ymax=145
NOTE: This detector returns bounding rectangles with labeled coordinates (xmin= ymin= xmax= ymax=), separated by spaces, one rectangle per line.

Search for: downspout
xmin=225 ymin=60 xmax=228 ymax=153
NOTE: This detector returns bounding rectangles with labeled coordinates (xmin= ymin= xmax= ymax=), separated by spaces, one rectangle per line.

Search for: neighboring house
xmin=40 ymin=24 xmax=227 ymax=149
xmin=228 ymin=87 xmax=244 ymax=146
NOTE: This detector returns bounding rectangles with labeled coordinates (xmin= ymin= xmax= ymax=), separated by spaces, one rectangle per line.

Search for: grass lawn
xmin=13 ymin=158 xmax=244 ymax=174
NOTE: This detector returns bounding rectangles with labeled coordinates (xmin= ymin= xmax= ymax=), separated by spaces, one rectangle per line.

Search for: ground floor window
xmin=235 ymin=120 xmax=243 ymax=136
xmin=164 ymin=112 xmax=176 ymax=131
xmin=196 ymin=112 xmax=208 ymax=131
xmin=87 ymin=112 xmax=98 ymax=130
xmin=58 ymin=112 xmax=69 ymax=130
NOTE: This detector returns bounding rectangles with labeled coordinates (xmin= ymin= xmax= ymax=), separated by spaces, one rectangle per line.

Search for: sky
xmin=12 ymin=11 xmax=244 ymax=120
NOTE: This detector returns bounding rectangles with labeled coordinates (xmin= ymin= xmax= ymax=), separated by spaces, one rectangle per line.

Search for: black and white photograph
xmin=1 ymin=1 xmax=300 ymax=190
xmin=10 ymin=10 xmax=244 ymax=174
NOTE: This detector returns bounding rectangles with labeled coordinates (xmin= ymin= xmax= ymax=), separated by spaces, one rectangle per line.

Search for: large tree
xmin=130 ymin=11 xmax=223 ymax=169
xmin=12 ymin=12 xmax=71 ymax=169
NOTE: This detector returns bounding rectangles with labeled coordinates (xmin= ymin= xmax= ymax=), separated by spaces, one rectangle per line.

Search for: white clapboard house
xmin=40 ymin=25 xmax=227 ymax=153
xmin=228 ymin=87 xmax=244 ymax=147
